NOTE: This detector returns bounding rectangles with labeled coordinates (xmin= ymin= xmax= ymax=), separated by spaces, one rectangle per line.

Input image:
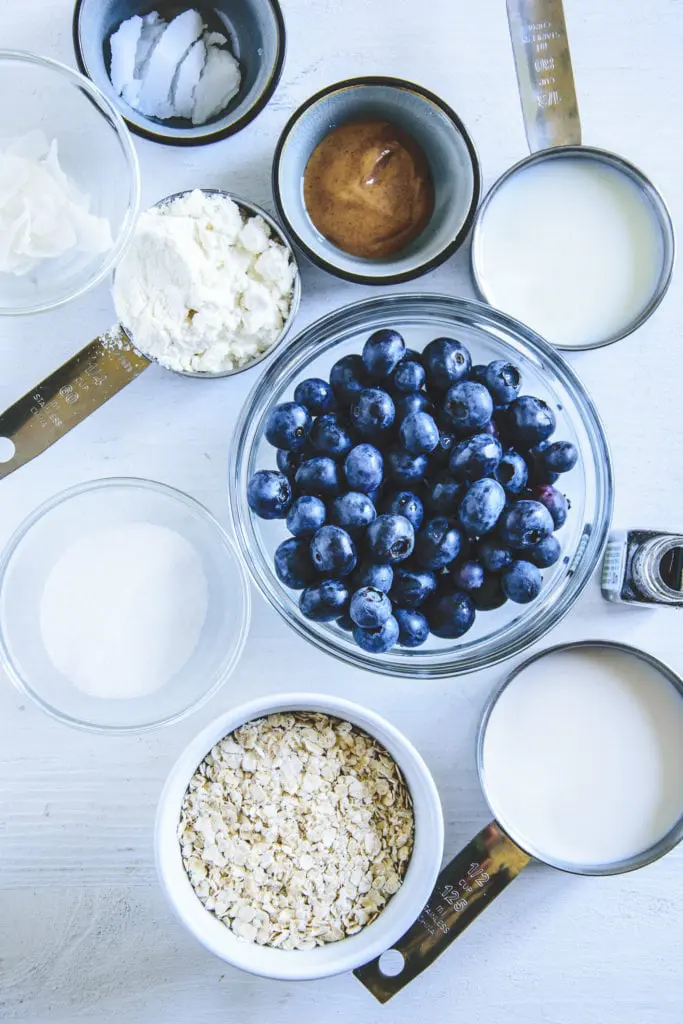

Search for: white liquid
xmin=482 ymin=649 xmax=683 ymax=867
xmin=476 ymin=157 xmax=664 ymax=348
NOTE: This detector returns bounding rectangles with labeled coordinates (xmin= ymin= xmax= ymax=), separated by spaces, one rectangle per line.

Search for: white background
xmin=1 ymin=0 xmax=682 ymax=1021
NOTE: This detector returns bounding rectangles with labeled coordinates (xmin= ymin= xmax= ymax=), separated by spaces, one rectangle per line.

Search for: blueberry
xmin=535 ymin=440 xmax=578 ymax=474
xmin=276 ymin=448 xmax=305 ymax=480
xmin=458 ymin=479 xmax=506 ymax=537
xmin=294 ymin=377 xmax=336 ymax=416
xmin=394 ymin=608 xmax=430 ymax=648
xmin=265 ymin=402 xmax=312 ymax=452
xmin=470 ymin=364 xmax=488 ymax=386
xmin=330 ymin=354 xmax=369 ymax=406
xmin=400 ymin=411 xmax=440 ymax=455
xmin=309 ymin=413 xmax=353 ymax=459
xmin=382 ymin=490 xmax=424 ymax=530
xmin=450 ymin=559 xmax=485 ymax=594
xmin=391 ymin=358 xmax=426 ymax=394
xmin=429 ymin=429 xmax=458 ymax=471
xmin=300 ymin=578 xmax=349 ymax=621
xmin=528 ymin=484 xmax=569 ymax=529
xmin=449 ymin=433 xmax=503 ymax=481
xmin=344 ymin=444 xmax=384 ymax=493
xmin=422 ymin=337 xmax=472 ymax=390
xmin=395 ymin=391 xmax=434 ymax=420
xmin=426 ymin=472 xmax=464 ymax=516
xmin=310 ymin=525 xmax=357 ymax=577
xmin=507 ymin=396 xmax=556 ymax=444
xmin=353 ymin=615 xmax=399 ymax=653
xmin=247 ymin=470 xmax=293 ymax=520
xmin=386 ymin=447 xmax=429 ymax=485
xmin=351 ymin=562 xmax=394 ymax=594
xmin=484 ymin=361 xmax=522 ymax=405
xmin=390 ymin=565 xmax=438 ymax=607
xmin=443 ymin=381 xmax=494 ymax=431
xmin=350 ymin=388 xmax=396 ymax=439
xmin=365 ymin=514 xmax=415 ymax=564
xmin=526 ymin=534 xmax=562 ymax=568
xmin=414 ymin=517 xmax=462 ymax=569
xmin=350 ymin=586 xmax=392 ymax=629
xmin=501 ymin=560 xmax=542 ymax=603
xmin=493 ymin=450 xmax=529 ymax=494
xmin=426 ymin=591 xmax=476 ymax=639
xmin=286 ymin=495 xmax=327 ymax=537
xmin=498 ymin=500 xmax=554 ymax=548
xmin=362 ymin=329 xmax=406 ymax=379
xmin=471 ymin=574 xmax=508 ymax=610
xmin=477 ymin=537 xmax=513 ymax=573
xmin=329 ymin=492 xmax=376 ymax=536
xmin=274 ymin=537 xmax=317 ymax=589
xmin=295 ymin=456 xmax=341 ymax=498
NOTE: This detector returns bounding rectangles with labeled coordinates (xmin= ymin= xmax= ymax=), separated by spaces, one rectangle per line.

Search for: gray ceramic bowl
xmin=272 ymin=77 xmax=481 ymax=284
xmin=73 ymin=0 xmax=285 ymax=145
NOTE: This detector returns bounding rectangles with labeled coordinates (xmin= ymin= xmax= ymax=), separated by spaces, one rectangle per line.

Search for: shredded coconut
xmin=113 ymin=189 xmax=296 ymax=375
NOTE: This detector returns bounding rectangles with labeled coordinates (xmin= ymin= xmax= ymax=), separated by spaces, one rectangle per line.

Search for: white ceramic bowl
xmin=155 ymin=692 xmax=444 ymax=980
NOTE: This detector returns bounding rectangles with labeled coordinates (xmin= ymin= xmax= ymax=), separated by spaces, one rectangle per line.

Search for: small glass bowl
xmin=229 ymin=294 xmax=613 ymax=679
xmin=0 ymin=50 xmax=140 ymax=316
xmin=0 ymin=478 xmax=251 ymax=732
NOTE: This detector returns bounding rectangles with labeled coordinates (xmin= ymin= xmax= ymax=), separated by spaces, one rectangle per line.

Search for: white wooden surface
xmin=1 ymin=0 xmax=682 ymax=1020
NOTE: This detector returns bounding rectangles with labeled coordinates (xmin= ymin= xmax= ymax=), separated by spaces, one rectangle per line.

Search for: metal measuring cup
xmin=0 ymin=189 xmax=301 ymax=479
xmin=470 ymin=0 xmax=675 ymax=351
xmin=356 ymin=640 xmax=683 ymax=1003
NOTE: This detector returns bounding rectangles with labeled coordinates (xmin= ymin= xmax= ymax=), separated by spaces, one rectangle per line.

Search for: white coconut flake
xmin=192 ymin=45 xmax=241 ymax=125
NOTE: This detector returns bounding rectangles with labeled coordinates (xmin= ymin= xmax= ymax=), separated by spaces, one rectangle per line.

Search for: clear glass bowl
xmin=0 ymin=50 xmax=140 ymax=315
xmin=0 ymin=479 xmax=251 ymax=732
xmin=229 ymin=294 xmax=613 ymax=679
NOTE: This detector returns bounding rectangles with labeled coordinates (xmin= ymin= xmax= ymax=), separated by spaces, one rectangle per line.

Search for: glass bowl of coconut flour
xmin=0 ymin=478 xmax=250 ymax=732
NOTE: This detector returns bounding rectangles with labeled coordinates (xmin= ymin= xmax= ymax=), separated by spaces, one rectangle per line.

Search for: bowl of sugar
xmin=73 ymin=0 xmax=286 ymax=145
xmin=0 ymin=478 xmax=251 ymax=732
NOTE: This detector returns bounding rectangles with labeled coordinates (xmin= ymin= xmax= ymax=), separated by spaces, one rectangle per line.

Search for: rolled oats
xmin=178 ymin=712 xmax=415 ymax=950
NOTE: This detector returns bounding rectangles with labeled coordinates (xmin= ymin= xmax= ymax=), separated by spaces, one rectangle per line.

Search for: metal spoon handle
xmin=355 ymin=821 xmax=531 ymax=1003
xmin=0 ymin=327 xmax=149 ymax=480
xmin=507 ymin=0 xmax=581 ymax=151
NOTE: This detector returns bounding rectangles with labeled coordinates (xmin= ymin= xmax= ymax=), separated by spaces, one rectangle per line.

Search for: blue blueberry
xmin=458 ymin=479 xmax=506 ymax=537
xmin=362 ymin=329 xmax=406 ymax=379
xmin=247 ymin=470 xmax=293 ymax=520
xmin=422 ymin=337 xmax=472 ymax=390
xmin=274 ymin=538 xmax=317 ymax=589
xmin=310 ymin=525 xmax=357 ymax=577
xmin=498 ymin=500 xmax=554 ymax=549
xmin=390 ymin=565 xmax=438 ymax=607
xmin=366 ymin=514 xmax=415 ymax=564
xmin=471 ymin=574 xmax=508 ymax=610
xmin=286 ymin=495 xmax=327 ymax=537
xmin=391 ymin=358 xmax=426 ymax=394
xmin=300 ymin=579 xmax=349 ymax=621
xmin=350 ymin=388 xmax=396 ymax=439
xmin=501 ymin=560 xmax=542 ymax=603
xmin=382 ymin=490 xmax=424 ymax=530
xmin=528 ymin=484 xmax=569 ymax=529
xmin=449 ymin=433 xmax=503 ymax=481
xmin=309 ymin=413 xmax=353 ymax=459
xmin=450 ymin=559 xmax=485 ymax=594
xmin=507 ymin=396 xmax=556 ymax=444
xmin=526 ymin=444 xmax=560 ymax=486
xmin=276 ymin=448 xmax=305 ymax=480
xmin=395 ymin=391 xmax=434 ymax=420
xmin=329 ymin=492 xmax=376 ymax=536
xmin=477 ymin=537 xmax=513 ymax=573
xmin=426 ymin=472 xmax=464 ymax=516
xmin=443 ymin=381 xmax=493 ymax=431
xmin=400 ymin=411 xmax=440 ymax=455
xmin=294 ymin=377 xmax=336 ymax=416
xmin=386 ymin=447 xmax=429 ymax=485
xmin=426 ymin=591 xmax=476 ymax=639
xmin=265 ymin=402 xmax=312 ymax=452
xmin=353 ymin=615 xmax=400 ymax=653
xmin=351 ymin=562 xmax=394 ymax=594
xmin=344 ymin=444 xmax=384 ymax=493
xmin=414 ymin=517 xmax=462 ymax=569
xmin=484 ymin=361 xmax=522 ymax=405
xmin=330 ymin=354 xmax=369 ymax=406
xmin=470 ymin=364 xmax=488 ymax=386
xmin=534 ymin=440 xmax=578 ymax=474
xmin=526 ymin=534 xmax=562 ymax=568
xmin=350 ymin=586 xmax=392 ymax=628
xmin=394 ymin=608 xmax=430 ymax=648
xmin=493 ymin=450 xmax=528 ymax=494
xmin=295 ymin=456 xmax=341 ymax=498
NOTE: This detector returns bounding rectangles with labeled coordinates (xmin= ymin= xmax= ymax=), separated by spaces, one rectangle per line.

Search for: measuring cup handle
xmin=354 ymin=821 xmax=531 ymax=1003
xmin=507 ymin=0 xmax=582 ymax=151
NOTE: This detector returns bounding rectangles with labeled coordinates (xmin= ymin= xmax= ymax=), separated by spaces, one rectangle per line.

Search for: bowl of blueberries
xmin=229 ymin=294 xmax=613 ymax=678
